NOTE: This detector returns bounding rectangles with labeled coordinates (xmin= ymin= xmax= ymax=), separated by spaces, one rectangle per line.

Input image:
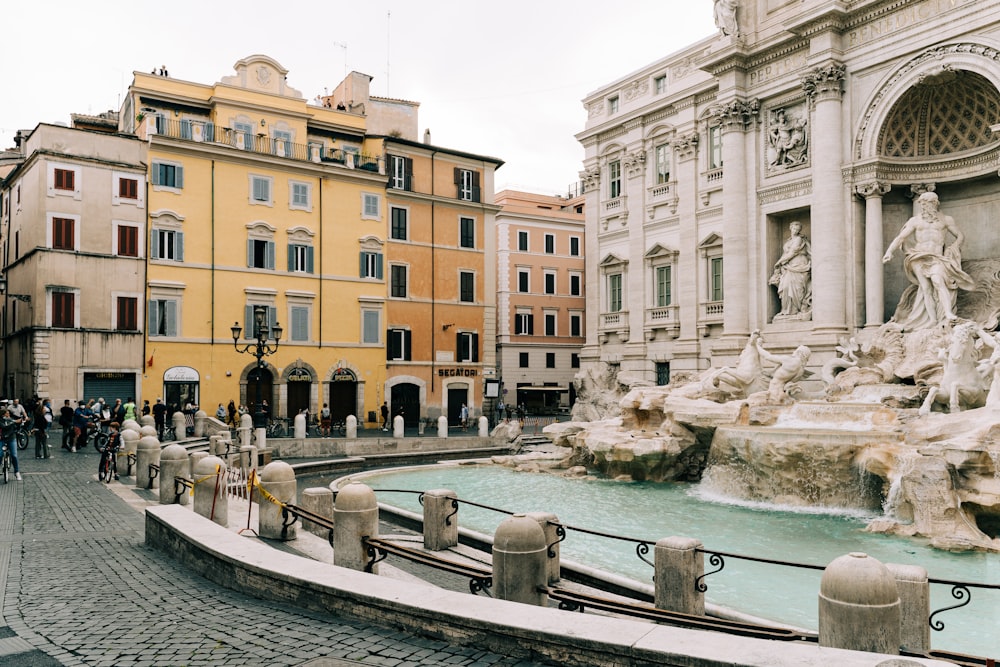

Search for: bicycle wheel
xmin=2 ymin=453 xmax=8 ymax=484
xmin=98 ymin=453 xmax=110 ymax=482
xmin=93 ymin=432 xmax=109 ymax=453
xmin=16 ymin=430 xmax=28 ymax=450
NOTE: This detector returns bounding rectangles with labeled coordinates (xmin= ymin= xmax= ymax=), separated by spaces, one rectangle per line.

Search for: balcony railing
xmin=600 ymin=311 xmax=627 ymax=329
xmin=145 ymin=117 xmax=384 ymax=174
xmin=646 ymin=305 xmax=678 ymax=323
xmin=700 ymin=301 xmax=724 ymax=320
xmin=648 ymin=182 xmax=673 ymax=201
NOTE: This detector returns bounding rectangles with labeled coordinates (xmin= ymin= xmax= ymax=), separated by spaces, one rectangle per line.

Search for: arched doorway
xmin=328 ymin=367 xmax=357 ymax=422
xmin=286 ymin=367 xmax=312 ymax=418
xmin=390 ymin=383 xmax=420 ymax=428
xmin=246 ymin=366 xmax=274 ymax=419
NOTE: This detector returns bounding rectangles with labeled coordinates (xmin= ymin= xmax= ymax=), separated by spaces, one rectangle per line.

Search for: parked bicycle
xmin=266 ymin=418 xmax=286 ymax=438
xmin=15 ymin=422 xmax=29 ymax=450
xmin=1 ymin=441 xmax=11 ymax=483
xmin=96 ymin=432 xmax=121 ymax=483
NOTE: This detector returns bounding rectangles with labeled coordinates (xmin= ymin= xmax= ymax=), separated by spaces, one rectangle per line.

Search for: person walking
xmin=123 ymin=397 xmax=137 ymax=423
xmin=72 ymin=401 xmax=93 ymax=452
xmin=33 ymin=400 xmax=51 ymax=459
xmin=460 ymin=403 xmax=469 ymax=431
xmin=1 ymin=408 xmax=22 ymax=480
xmin=227 ymin=400 xmax=237 ymax=427
xmin=380 ymin=402 xmax=389 ymax=431
xmin=152 ymin=398 xmax=167 ymax=438
xmin=141 ymin=399 xmax=151 ymax=417
xmin=59 ymin=400 xmax=74 ymax=450
xmin=320 ymin=403 xmax=332 ymax=436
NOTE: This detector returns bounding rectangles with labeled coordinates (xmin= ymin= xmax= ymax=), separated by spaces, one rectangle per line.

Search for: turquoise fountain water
xmin=333 ymin=464 xmax=998 ymax=658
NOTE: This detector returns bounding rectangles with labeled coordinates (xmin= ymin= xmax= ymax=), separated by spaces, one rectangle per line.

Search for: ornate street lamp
xmin=231 ymin=304 xmax=282 ymax=429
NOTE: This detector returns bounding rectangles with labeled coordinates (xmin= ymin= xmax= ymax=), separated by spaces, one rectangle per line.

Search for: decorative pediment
xmin=246 ymin=220 xmax=277 ymax=234
xmin=599 ymin=253 xmax=628 ymax=268
xmin=699 ymin=233 xmax=723 ymax=249
xmin=220 ymin=54 xmax=303 ymax=99
xmin=645 ymin=243 xmax=678 ymax=260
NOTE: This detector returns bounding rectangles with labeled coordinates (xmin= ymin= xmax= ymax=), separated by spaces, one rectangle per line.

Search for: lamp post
xmin=231 ymin=304 xmax=282 ymax=430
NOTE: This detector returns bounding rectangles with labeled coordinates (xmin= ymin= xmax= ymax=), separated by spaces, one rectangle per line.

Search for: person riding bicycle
xmin=0 ymin=408 xmax=22 ymax=480
xmin=97 ymin=422 xmax=122 ymax=480
xmin=71 ymin=400 xmax=94 ymax=453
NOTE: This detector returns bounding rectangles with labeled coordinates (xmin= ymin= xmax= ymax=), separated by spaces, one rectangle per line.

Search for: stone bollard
xmin=819 ymin=552 xmax=900 ymax=655
xmin=238 ymin=413 xmax=254 ymax=448
xmin=209 ymin=435 xmax=222 ymax=456
xmin=346 ymin=414 xmax=357 ymax=438
xmin=159 ymin=444 xmax=190 ymax=506
xmin=139 ymin=425 xmax=158 ymax=440
xmin=135 ymin=436 xmax=161 ymax=490
xmin=258 ymin=461 xmax=297 ymax=540
xmin=392 ymin=414 xmax=404 ymax=438
xmin=886 ymin=563 xmax=930 ymax=654
xmin=121 ymin=430 xmax=140 ymax=476
xmin=189 ymin=451 xmax=208 ymax=480
xmin=437 ymin=415 xmax=448 ymax=438
xmin=122 ymin=419 xmax=141 ymax=434
xmin=300 ymin=487 xmax=334 ymax=537
xmin=494 ymin=514 xmax=548 ymax=606
xmin=527 ymin=512 xmax=561 ymax=584
xmin=333 ymin=482 xmax=379 ymax=572
xmin=654 ymin=536 xmax=705 ymax=615
xmin=294 ymin=411 xmax=307 ymax=439
xmin=193 ymin=409 xmax=208 ymax=437
xmin=239 ymin=445 xmax=258 ymax=474
xmin=423 ymin=489 xmax=458 ymax=551
xmin=140 ymin=414 xmax=155 ymax=428
xmin=172 ymin=411 xmax=187 ymax=440
xmin=478 ymin=415 xmax=488 ymax=437
xmin=192 ymin=455 xmax=228 ymax=527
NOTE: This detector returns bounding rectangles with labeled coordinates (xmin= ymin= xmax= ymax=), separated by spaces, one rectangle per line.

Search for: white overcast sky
xmin=1 ymin=1 xmax=717 ymax=196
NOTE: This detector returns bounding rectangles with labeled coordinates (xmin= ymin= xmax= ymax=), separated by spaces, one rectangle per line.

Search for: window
xmin=457 ymin=332 xmax=479 ymax=362
xmin=51 ymin=216 xmax=75 ymax=250
xmin=290 ymin=305 xmax=310 ymax=342
xmin=708 ymin=125 xmax=723 ymax=170
xmin=654 ymin=75 xmax=666 ymax=95
xmin=51 ymin=291 xmax=75 ymax=328
xmin=609 ymin=273 xmax=622 ymax=312
xmin=546 ymin=353 xmax=556 ymax=369
xmin=710 ymin=257 xmax=724 ymax=301
xmin=273 ymin=129 xmax=293 ymax=157
xmin=243 ymin=305 xmax=278 ymax=340
xmin=656 ymin=362 xmax=670 ymax=386
xmin=116 ymin=296 xmax=138 ymax=331
xmin=656 ymin=266 xmax=672 ymax=307
xmin=460 ymin=271 xmax=475 ymax=303
xmin=151 ymin=229 xmax=184 ymax=261
xmin=250 ymin=176 xmax=272 ymax=204
xmin=609 ymin=160 xmax=621 ymax=198
xmin=454 ymin=168 xmax=480 ymax=202
xmin=517 ymin=270 xmax=530 ymax=293
xmin=288 ymin=244 xmax=314 ymax=273
xmin=544 ymin=272 xmax=556 ymax=295
xmin=570 ymin=273 xmax=582 ymax=296
xmin=655 ymin=144 xmax=671 ymax=184
xmin=570 ymin=313 xmax=582 ymax=337
xmin=360 ymin=251 xmax=384 ymax=279
xmin=247 ymin=238 xmax=276 ymax=270
xmin=391 ymin=207 xmax=408 ymax=240
xmin=608 ymin=96 xmax=619 ymax=114
xmin=517 ymin=231 xmax=528 ymax=252
xmin=519 ymin=352 xmax=529 ymax=368
xmin=571 ymin=353 xmax=580 ymax=369
xmin=233 ymin=121 xmax=254 ymax=150
xmin=387 ymin=328 xmax=411 ymax=361
xmin=545 ymin=313 xmax=556 ymax=336
xmin=390 ymin=265 xmax=408 ymax=298
xmin=515 ymin=312 xmax=534 ymax=335
xmin=362 ymin=309 xmax=380 ymax=344
xmin=460 ymin=217 xmax=475 ymax=248
xmin=544 ymin=234 xmax=555 ymax=254
xmin=389 ymin=155 xmax=412 ymax=190
xmin=362 ymin=193 xmax=380 ymax=219
xmin=54 ymin=168 xmax=75 ymax=191
xmin=119 ymin=177 xmax=138 ymax=200
xmin=117 ymin=224 xmax=139 ymax=257
xmin=152 ymin=161 xmax=183 ymax=189
xmin=148 ymin=299 xmax=177 ymax=337
xmin=290 ymin=181 xmax=311 ymax=211
xmin=570 ymin=236 xmax=580 ymax=257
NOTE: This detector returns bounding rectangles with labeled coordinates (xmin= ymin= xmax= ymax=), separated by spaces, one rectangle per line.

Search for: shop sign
xmin=438 ymin=368 xmax=477 ymax=377
xmin=163 ymin=366 xmax=199 ymax=382
xmin=288 ymin=368 xmax=312 ymax=382
xmin=332 ymin=368 xmax=356 ymax=382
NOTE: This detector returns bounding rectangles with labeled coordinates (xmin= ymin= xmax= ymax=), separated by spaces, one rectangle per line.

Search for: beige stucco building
xmin=495 ymin=190 xmax=585 ymax=414
xmin=578 ymin=0 xmax=1000 ymax=385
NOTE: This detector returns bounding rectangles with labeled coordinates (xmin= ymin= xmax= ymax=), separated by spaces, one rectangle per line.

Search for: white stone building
xmin=578 ymin=0 xmax=1000 ymax=385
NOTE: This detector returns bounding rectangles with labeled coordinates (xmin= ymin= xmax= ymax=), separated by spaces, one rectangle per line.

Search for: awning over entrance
xmin=517 ymin=386 xmax=569 ymax=392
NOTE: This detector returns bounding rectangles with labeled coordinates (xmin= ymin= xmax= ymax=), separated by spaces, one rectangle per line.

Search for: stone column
xmin=654 ymin=536 xmax=705 ymax=615
xmin=526 ymin=511 xmax=561 ymax=585
xmin=192 ymin=455 xmax=228 ymax=527
xmin=674 ymin=133 xmax=700 ymax=342
xmin=423 ymin=488 xmax=458 ymax=551
xmin=713 ymin=99 xmax=758 ymax=338
xmin=857 ymin=181 xmax=891 ymax=328
xmin=135 ymin=436 xmax=161 ymax=490
xmin=802 ymin=63 xmax=847 ymax=334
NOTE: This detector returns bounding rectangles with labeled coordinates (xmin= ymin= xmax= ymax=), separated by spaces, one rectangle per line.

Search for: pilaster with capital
xmin=856 ymin=180 xmax=892 ymax=327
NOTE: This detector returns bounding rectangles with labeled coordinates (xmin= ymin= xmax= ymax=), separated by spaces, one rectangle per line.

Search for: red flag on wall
xmin=147 ymin=354 xmax=154 ymax=367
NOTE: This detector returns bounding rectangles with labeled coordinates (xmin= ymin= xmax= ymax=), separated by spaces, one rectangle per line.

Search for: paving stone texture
xmin=0 ymin=445 xmax=549 ymax=666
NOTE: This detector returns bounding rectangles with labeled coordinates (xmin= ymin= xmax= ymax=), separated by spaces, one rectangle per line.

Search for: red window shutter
xmin=119 ymin=178 xmax=138 ymax=199
xmin=118 ymin=226 xmax=137 ymax=257
xmin=55 ymin=169 xmax=75 ymax=191
xmin=52 ymin=217 xmax=75 ymax=250
xmin=53 ymin=292 xmax=75 ymax=328
xmin=117 ymin=296 xmax=137 ymax=331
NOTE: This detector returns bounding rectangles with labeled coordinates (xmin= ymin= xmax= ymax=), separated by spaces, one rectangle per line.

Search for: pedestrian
xmin=380 ymin=402 xmax=389 ymax=431
xmin=59 ymin=399 xmax=74 ymax=450
xmin=33 ymin=400 xmax=51 ymax=459
xmin=215 ymin=403 xmax=226 ymax=421
xmin=111 ymin=398 xmax=124 ymax=425
xmin=123 ymin=397 xmax=137 ymax=422
xmin=152 ymin=398 xmax=167 ymax=438
xmin=1 ymin=408 xmax=22 ymax=480
xmin=100 ymin=422 xmax=121 ymax=480
xmin=497 ymin=401 xmax=506 ymax=422
xmin=8 ymin=398 xmax=26 ymax=425
xmin=72 ymin=400 xmax=93 ymax=452
xmin=320 ymin=403 xmax=332 ymax=436
xmin=227 ymin=400 xmax=237 ymax=427
xmin=460 ymin=403 xmax=469 ymax=431
xmin=141 ymin=399 xmax=151 ymax=417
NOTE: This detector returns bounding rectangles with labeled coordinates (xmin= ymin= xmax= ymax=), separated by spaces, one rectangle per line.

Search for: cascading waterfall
xmin=882 ymin=450 xmax=919 ymax=517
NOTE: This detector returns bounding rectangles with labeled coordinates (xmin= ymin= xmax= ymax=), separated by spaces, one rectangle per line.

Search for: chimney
xmin=423 ymin=128 xmax=432 ymax=145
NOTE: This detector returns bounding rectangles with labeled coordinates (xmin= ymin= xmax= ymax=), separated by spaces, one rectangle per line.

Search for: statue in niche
xmin=883 ymin=192 xmax=976 ymax=331
xmin=769 ymin=221 xmax=812 ymax=321
xmin=767 ymin=108 xmax=808 ymax=169
xmin=713 ymin=0 xmax=739 ymax=38
xmin=918 ymin=320 xmax=989 ymax=415
xmin=755 ymin=339 xmax=811 ymax=403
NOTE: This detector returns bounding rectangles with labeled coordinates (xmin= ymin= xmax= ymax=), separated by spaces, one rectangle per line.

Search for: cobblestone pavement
xmin=0 ymin=445 xmax=549 ymax=666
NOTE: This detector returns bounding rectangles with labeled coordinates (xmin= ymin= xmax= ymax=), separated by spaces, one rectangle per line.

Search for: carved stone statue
xmin=883 ymin=192 xmax=976 ymax=331
xmin=755 ymin=339 xmax=811 ymax=403
xmin=768 ymin=109 xmax=808 ymax=168
xmin=709 ymin=330 xmax=767 ymax=397
xmin=918 ymin=321 xmax=989 ymax=415
xmin=769 ymin=221 xmax=811 ymax=321
xmin=713 ymin=0 xmax=739 ymax=38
